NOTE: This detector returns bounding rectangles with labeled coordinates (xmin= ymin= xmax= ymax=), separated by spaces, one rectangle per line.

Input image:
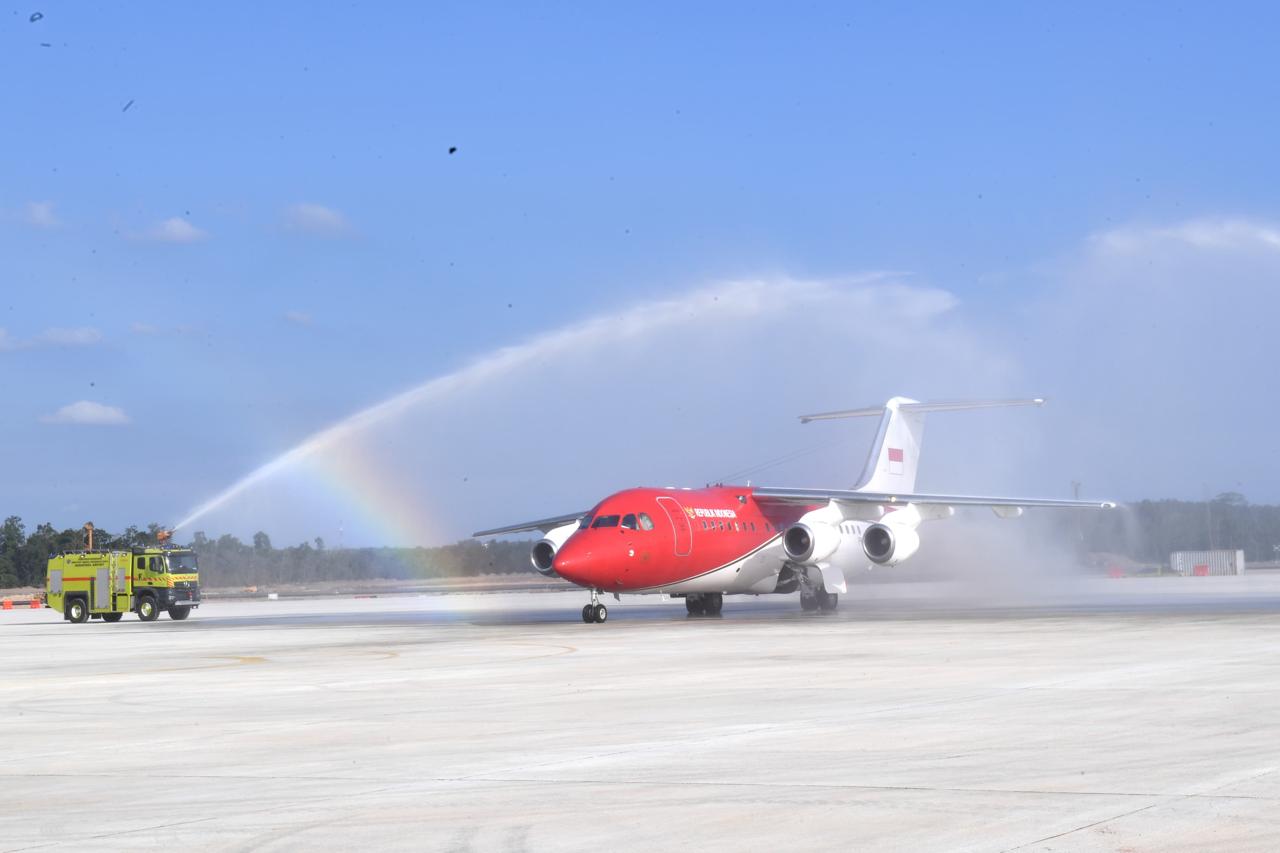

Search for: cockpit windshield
xmin=166 ymin=552 xmax=199 ymax=573
xmin=587 ymin=512 xmax=654 ymax=531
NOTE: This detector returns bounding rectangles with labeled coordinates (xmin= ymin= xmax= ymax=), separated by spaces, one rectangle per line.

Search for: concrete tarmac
xmin=4 ymin=579 xmax=1280 ymax=851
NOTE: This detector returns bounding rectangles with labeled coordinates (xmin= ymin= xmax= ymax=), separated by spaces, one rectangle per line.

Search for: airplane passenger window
xmin=591 ymin=515 xmax=620 ymax=528
xmin=638 ymin=513 xmax=655 ymax=531
xmin=621 ymin=514 xmax=638 ymax=530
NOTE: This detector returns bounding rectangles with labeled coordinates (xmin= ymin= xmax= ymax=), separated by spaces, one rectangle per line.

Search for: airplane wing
xmin=473 ymin=511 xmax=588 ymax=537
xmin=753 ymin=486 xmax=1116 ymax=510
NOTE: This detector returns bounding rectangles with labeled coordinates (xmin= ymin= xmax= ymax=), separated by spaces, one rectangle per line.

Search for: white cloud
xmin=1092 ymin=218 xmax=1280 ymax=254
xmin=284 ymin=203 xmax=350 ymax=235
xmin=139 ymin=217 xmax=208 ymax=243
xmin=41 ymin=401 xmax=131 ymax=426
xmin=284 ymin=310 xmax=314 ymax=327
xmin=129 ymin=321 xmax=200 ymax=337
xmin=37 ymin=327 xmax=103 ymax=346
xmin=24 ymin=201 xmax=60 ymax=228
xmin=0 ymin=326 xmax=103 ymax=351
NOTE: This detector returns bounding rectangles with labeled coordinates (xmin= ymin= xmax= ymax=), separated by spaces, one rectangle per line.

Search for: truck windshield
xmin=166 ymin=553 xmax=199 ymax=572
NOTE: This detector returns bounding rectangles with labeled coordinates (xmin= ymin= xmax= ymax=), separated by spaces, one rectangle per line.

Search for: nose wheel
xmin=581 ymin=590 xmax=608 ymax=623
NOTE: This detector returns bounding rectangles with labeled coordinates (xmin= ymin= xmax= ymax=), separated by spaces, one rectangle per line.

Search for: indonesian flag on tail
xmin=887 ymin=447 xmax=904 ymax=475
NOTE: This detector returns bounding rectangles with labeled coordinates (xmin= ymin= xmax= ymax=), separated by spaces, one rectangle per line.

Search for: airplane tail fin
xmin=798 ymin=397 xmax=1045 ymax=493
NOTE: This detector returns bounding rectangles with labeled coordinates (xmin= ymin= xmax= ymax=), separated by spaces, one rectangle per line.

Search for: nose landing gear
xmin=581 ymin=589 xmax=608 ymax=623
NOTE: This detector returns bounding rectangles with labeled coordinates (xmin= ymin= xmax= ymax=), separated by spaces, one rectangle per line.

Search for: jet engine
xmin=530 ymin=521 xmax=579 ymax=577
xmin=782 ymin=522 xmax=842 ymax=565
xmin=861 ymin=522 xmax=920 ymax=566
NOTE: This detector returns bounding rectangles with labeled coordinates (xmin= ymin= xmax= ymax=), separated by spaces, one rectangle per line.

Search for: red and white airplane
xmin=475 ymin=397 xmax=1115 ymax=623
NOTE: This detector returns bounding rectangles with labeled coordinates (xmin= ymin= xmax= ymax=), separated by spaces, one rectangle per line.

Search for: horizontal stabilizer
xmin=798 ymin=398 xmax=1045 ymax=423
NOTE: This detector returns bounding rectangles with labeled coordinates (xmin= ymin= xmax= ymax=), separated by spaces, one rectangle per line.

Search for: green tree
xmin=0 ymin=515 xmax=24 ymax=587
xmin=253 ymin=531 xmax=272 ymax=553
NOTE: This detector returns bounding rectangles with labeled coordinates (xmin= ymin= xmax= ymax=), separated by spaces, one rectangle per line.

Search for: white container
xmin=1169 ymin=550 xmax=1246 ymax=576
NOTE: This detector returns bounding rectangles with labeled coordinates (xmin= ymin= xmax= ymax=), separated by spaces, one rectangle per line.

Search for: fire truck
xmin=45 ymin=528 xmax=201 ymax=623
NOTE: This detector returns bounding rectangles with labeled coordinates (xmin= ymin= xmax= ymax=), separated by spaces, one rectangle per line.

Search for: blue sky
xmin=3 ymin=3 xmax=1279 ymax=545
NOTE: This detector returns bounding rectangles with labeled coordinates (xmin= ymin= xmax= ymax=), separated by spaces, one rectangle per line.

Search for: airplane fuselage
xmin=553 ymin=486 xmax=822 ymax=594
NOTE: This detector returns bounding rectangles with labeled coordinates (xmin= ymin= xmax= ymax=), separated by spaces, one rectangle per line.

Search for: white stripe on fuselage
xmin=634 ymin=534 xmax=789 ymax=595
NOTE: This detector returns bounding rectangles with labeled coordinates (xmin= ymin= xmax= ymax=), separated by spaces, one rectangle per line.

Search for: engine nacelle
xmin=861 ymin=522 xmax=921 ymax=566
xmin=782 ymin=522 xmax=842 ymax=565
xmin=530 ymin=521 xmax=579 ymax=577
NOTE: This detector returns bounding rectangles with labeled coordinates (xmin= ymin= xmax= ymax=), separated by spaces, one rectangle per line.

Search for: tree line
xmin=0 ymin=519 xmax=532 ymax=589
xmin=2 ymin=492 xmax=1279 ymax=589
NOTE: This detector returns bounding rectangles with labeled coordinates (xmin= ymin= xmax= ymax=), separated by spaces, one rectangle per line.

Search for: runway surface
xmin=4 ymin=578 xmax=1280 ymax=851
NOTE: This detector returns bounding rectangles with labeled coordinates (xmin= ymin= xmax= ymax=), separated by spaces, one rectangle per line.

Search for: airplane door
xmin=656 ymin=496 xmax=692 ymax=557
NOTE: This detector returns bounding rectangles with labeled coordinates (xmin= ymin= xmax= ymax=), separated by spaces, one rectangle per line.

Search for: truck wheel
xmin=168 ymin=606 xmax=191 ymax=621
xmin=66 ymin=598 xmax=89 ymax=624
xmin=137 ymin=594 xmax=160 ymax=622
xmin=101 ymin=612 xmax=123 ymax=623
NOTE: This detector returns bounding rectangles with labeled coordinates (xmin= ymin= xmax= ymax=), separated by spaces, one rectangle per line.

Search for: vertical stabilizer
xmin=855 ymin=397 xmax=925 ymax=492
xmin=797 ymin=397 xmax=1046 ymax=495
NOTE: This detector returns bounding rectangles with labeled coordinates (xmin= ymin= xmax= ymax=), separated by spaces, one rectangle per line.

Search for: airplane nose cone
xmin=553 ymin=540 xmax=597 ymax=586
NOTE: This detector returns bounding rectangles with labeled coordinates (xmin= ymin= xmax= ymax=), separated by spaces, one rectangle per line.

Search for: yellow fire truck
xmin=46 ymin=545 xmax=202 ymax=623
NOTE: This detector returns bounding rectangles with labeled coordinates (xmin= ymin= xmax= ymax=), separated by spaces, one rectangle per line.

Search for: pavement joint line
xmin=441 ymin=775 xmax=1280 ymax=802
xmin=999 ymin=797 xmax=1170 ymax=851
xmin=999 ymin=764 xmax=1280 ymax=851
xmin=7 ymin=768 xmax=1280 ymax=803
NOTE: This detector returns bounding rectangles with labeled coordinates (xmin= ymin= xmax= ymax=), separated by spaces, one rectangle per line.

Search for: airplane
xmin=474 ymin=397 xmax=1116 ymax=623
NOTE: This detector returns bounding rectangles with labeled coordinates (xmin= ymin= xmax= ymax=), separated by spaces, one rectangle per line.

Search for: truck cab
xmin=46 ymin=546 xmax=202 ymax=623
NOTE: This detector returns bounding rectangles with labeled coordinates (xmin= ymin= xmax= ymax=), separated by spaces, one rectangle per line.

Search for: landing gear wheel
xmin=168 ymin=606 xmax=191 ymax=621
xmin=137 ymin=594 xmax=160 ymax=622
xmin=818 ymin=591 xmax=839 ymax=612
xmin=593 ymin=603 xmax=608 ymax=623
xmin=66 ymin=599 xmax=89 ymax=624
xmin=685 ymin=597 xmax=704 ymax=617
xmin=101 ymin=612 xmax=123 ymax=623
xmin=799 ymin=592 xmax=819 ymax=612
xmin=582 ymin=604 xmax=594 ymax=623
xmin=704 ymin=593 xmax=723 ymax=617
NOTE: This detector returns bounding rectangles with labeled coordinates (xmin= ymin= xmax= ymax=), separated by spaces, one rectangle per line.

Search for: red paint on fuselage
xmin=552 ymin=486 xmax=807 ymax=591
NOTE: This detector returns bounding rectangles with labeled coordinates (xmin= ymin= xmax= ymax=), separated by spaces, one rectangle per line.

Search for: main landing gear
xmin=581 ymin=589 xmax=608 ymax=623
xmin=799 ymin=587 xmax=839 ymax=613
xmin=685 ymin=593 xmax=723 ymax=618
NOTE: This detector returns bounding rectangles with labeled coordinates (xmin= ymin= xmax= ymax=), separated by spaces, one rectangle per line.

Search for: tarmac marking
xmin=149 ymin=654 xmax=268 ymax=673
